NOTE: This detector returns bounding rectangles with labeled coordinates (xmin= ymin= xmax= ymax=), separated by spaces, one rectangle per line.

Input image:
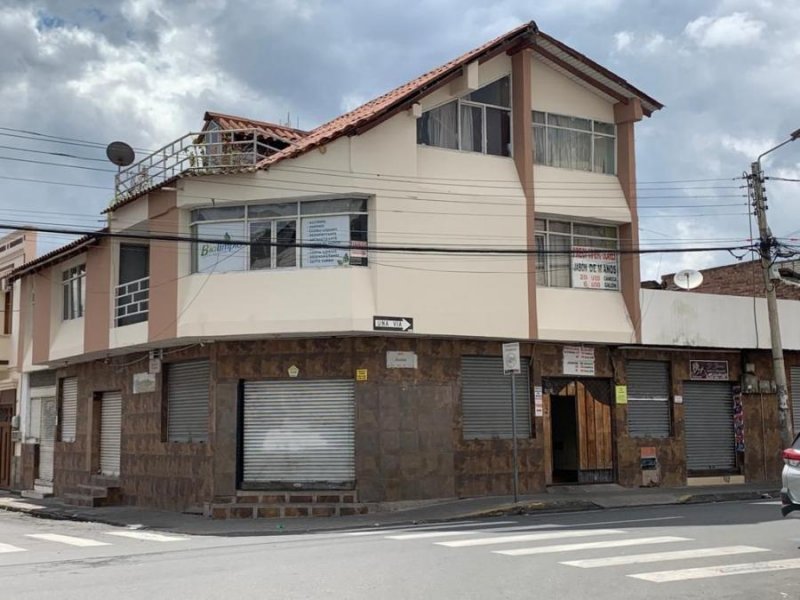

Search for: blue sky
xmin=1 ymin=0 xmax=799 ymax=280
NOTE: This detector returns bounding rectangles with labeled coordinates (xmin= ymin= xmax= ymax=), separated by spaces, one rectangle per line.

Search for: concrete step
xmin=21 ymin=489 xmax=52 ymax=500
xmin=63 ymin=493 xmax=97 ymax=508
xmin=76 ymin=484 xmax=115 ymax=498
xmin=206 ymin=502 xmax=369 ymax=519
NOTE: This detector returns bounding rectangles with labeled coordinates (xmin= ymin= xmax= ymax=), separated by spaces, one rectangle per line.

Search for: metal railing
xmin=115 ymin=276 xmax=149 ymax=327
xmin=114 ymin=129 xmax=278 ymax=202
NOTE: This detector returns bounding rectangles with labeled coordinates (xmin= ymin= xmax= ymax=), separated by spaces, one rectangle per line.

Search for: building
xmin=6 ymin=20 xmax=733 ymax=517
xmin=0 ymin=230 xmax=37 ymax=490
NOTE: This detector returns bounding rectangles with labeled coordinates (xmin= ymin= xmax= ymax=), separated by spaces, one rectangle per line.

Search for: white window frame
xmin=533 ymin=111 xmax=616 ymax=175
xmin=61 ymin=264 xmax=86 ymax=320
xmin=534 ymin=218 xmax=619 ymax=290
xmin=418 ymin=75 xmax=513 ymax=157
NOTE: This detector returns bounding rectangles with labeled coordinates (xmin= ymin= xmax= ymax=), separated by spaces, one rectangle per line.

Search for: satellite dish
xmin=674 ymin=269 xmax=704 ymax=290
xmin=105 ymin=141 xmax=135 ymax=167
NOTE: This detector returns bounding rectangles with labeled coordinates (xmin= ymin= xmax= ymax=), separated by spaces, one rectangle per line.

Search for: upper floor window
xmin=533 ymin=111 xmax=615 ymax=175
xmin=116 ymin=245 xmax=149 ymax=327
xmin=535 ymin=218 xmax=619 ymax=290
xmin=191 ymin=197 xmax=368 ymax=274
xmin=416 ymin=76 xmax=511 ymax=157
xmin=62 ymin=264 xmax=85 ymax=320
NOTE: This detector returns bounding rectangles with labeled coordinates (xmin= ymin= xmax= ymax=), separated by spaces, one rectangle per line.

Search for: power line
xmin=0 ymin=126 xmax=153 ymax=153
xmin=0 ymin=144 xmax=109 ymax=163
xmin=0 ymin=155 xmax=115 ymax=173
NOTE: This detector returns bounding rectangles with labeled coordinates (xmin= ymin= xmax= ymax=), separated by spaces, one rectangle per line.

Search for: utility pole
xmin=750 ymin=127 xmax=800 ymax=450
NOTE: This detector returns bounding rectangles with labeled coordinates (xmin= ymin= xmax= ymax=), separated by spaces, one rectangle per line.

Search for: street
xmin=1 ymin=500 xmax=798 ymax=599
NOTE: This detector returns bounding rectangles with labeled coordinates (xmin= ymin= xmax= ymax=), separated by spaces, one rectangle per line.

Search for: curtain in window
xmin=549 ymin=235 xmax=571 ymax=287
xmin=460 ymin=105 xmax=482 ymax=152
xmin=419 ymin=102 xmax=458 ymax=149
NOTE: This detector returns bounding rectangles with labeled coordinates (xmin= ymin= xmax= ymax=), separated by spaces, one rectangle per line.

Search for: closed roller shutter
xmin=791 ymin=367 xmax=800 ymax=434
xmin=38 ymin=397 xmax=57 ymax=482
xmin=60 ymin=378 xmax=78 ymax=443
xmin=100 ymin=391 xmax=122 ymax=477
xmin=461 ymin=356 xmax=531 ymax=439
xmin=683 ymin=381 xmax=735 ymax=472
xmin=167 ymin=361 xmax=210 ymax=443
xmin=627 ymin=361 xmax=671 ymax=438
xmin=242 ymin=380 xmax=354 ymax=486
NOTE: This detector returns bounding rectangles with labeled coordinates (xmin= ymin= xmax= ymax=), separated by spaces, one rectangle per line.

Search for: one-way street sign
xmin=373 ymin=315 xmax=414 ymax=332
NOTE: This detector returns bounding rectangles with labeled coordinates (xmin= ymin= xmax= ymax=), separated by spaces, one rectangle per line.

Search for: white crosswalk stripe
xmin=750 ymin=500 xmax=782 ymax=506
xmin=386 ymin=524 xmax=561 ymax=540
xmin=561 ymin=545 xmax=769 ymax=568
xmin=104 ymin=531 xmax=189 ymax=542
xmin=630 ymin=558 xmax=800 ymax=582
xmin=346 ymin=521 xmax=517 ymax=536
xmin=436 ymin=528 xmax=625 ymax=548
xmin=26 ymin=533 xmax=110 ymax=547
xmin=494 ymin=536 xmax=690 ymax=556
xmin=0 ymin=542 xmax=26 ymax=554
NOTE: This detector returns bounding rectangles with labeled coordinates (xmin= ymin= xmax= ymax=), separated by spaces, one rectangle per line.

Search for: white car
xmin=782 ymin=433 xmax=800 ymax=516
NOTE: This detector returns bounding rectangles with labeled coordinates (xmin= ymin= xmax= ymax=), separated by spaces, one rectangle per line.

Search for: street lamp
xmin=751 ymin=127 xmax=800 ymax=451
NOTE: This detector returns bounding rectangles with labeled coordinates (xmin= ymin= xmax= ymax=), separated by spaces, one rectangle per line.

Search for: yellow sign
xmin=615 ymin=385 xmax=628 ymax=404
xmin=356 ymin=368 xmax=368 ymax=382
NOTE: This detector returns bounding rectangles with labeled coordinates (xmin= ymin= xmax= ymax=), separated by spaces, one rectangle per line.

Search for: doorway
xmin=546 ymin=378 xmax=614 ymax=484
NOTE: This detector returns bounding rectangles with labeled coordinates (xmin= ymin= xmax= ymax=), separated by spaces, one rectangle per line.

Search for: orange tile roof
xmin=203 ymin=111 xmax=307 ymax=143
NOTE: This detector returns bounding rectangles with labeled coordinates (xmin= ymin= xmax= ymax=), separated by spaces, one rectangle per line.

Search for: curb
xmin=0 ymin=502 xmax=131 ymax=528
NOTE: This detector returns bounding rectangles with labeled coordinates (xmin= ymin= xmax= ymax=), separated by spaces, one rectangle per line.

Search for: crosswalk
xmin=364 ymin=519 xmax=799 ymax=584
xmin=0 ymin=529 xmax=189 ymax=554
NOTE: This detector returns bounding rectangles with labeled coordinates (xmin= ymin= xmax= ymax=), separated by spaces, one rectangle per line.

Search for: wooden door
xmin=573 ymin=381 xmax=613 ymax=474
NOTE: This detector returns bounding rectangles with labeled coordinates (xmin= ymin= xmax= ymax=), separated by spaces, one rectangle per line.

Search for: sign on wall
xmin=132 ymin=372 xmax=156 ymax=394
xmin=563 ymin=346 xmax=596 ymax=376
xmin=195 ymin=221 xmax=247 ymax=273
xmin=689 ymin=360 xmax=729 ymax=381
xmin=571 ymin=246 xmax=619 ymax=290
xmin=301 ymin=215 xmax=350 ymax=267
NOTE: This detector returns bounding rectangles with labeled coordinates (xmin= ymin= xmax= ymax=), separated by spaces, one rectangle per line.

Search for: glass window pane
xmin=533 ymin=124 xmax=546 ymax=165
xmin=467 ymin=76 xmax=510 ymax=107
xmin=193 ymin=221 xmax=247 ymax=273
xmin=460 ymin=104 xmax=483 ymax=152
xmin=574 ymin=236 xmax=616 ymax=250
xmin=119 ymin=244 xmax=149 ymax=284
xmin=78 ymin=275 xmax=85 ymax=317
xmin=191 ymin=206 xmax=245 ymax=222
xmin=535 ymin=234 xmax=547 ymax=286
xmin=549 ymin=114 xmax=592 ymax=131
xmin=532 ymin=111 xmax=547 ymax=124
xmin=485 ymin=107 xmax=511 ymax=157
xmin=276 ymin=220 xmax=297 ymax=268
xmin=249 ymin=222 xmax=272 ymax=270
xmin=417 ymin=101 xmax=458 ymax=149
xmin=594 ymin=134 xmax=616 ymax=174
xmin=549 ymin=128 xmax=591 ymax=171
xmin=248 ymin=202 xmax=297 ymax=219
xmin=534 ymin=218 xmax=546 ymax=232
xmin=574 ymin=223 xmax=617 ymax=239
xmin=594 ymin=121 xmax=615 ymax=135
xmin=350 ymin=214 xmax=368 ymax=267
xmin=549 ymin=221 xmax=571 ymax=234
xmin=301 ymin=198 xmax=367 ymax=215
xmin=63 ymin=283 xmax=70 ymax=320
xmin=549 ymin=235 xmax=571 ymax=287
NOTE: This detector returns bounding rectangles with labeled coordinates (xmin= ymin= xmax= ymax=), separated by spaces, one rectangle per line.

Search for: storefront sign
xmin=615 ymin=385 xmax=628 ymax=405
xmin=571 ymin=246 xmax=619 ymax=290
xmin=689 ymin=360 xmax=729 ymax=381
xmin=195 ymin=221 xmax=247 ymax=273
xmin=356 ymin=368 xmax=368 ymax=381
xmin=132 ymin=372 xmax=156 ymax=394
xmin=301 ymin=215 xmax=350 ymax=267
xmin=563 ymin=346 xmax=595 ymax=376
xmin=386 ymin=351 xmax=417 ymax=369
xmin=534 ymin=386 xmax=543 ymax=417
xmin=502 ymin=342 xmax=521 ymax=375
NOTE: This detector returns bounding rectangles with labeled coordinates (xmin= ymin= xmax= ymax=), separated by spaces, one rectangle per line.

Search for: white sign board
xmin=195 ymin=221 xmax=247 ymax=273
xmin=386 ymin=351 xmax=418 ymax=369
xmin=571 ymin=246 xmax=619 ymax=290
xmin=534 ymin=385 xmax=543 ymax=417
xmin=301 ymin=215 xmax=350 ymax=267
xmin=563 ymin=346 xmax=596 ymax=376
xmin=502 ymin=342 xmax=521 ymax=375
xmin=132 ymin=372 xmax=157 ymax=394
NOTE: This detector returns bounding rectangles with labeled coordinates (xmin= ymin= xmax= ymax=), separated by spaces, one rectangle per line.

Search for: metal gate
xmin=167 ymin=361 xmax=210 ymax=443
xmin=100 ymin=392 xmax=122 ymax=477
xmin=37 ymin=397 xmax=57 ymax=482
xmin=626 ymin=361 xmax=671 ymax=438
xmin=791 ymin=367 xmax=800 ymax=434
xmin=0 ymin=404 xmax=12 ymax=488
xmin=461 ymin=356 xmax=531 ymax=439
xmin=683 ymin=381 xmax=736 ymax=472
xmin=241 ymin=380 xmax=354 ymax=488
xmin=60 ymin=378 xmax=78 ymax=443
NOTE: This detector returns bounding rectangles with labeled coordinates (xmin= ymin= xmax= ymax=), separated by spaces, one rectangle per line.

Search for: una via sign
xmin=373 ymin=316 xmax=413 ymax=332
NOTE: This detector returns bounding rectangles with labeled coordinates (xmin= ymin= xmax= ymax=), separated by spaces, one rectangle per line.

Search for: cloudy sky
xmin=1 ymin=0 xmax=799 ymax=280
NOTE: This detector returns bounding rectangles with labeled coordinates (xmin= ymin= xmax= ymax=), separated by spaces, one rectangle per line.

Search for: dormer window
xmin=416 ymin=76 xmax=511 ymax=157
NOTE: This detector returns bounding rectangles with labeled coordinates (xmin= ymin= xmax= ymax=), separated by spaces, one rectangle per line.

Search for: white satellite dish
xmin=674 ymin=269 xmax=704 ymax=290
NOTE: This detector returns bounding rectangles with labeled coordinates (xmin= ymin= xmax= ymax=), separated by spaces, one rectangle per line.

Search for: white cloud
xmin=685 ymin=12 xmax=765 ymax=48
xmin=614 ymin=30 xmax=633 ymax=52
xmin=612 ymin=30 xmax=669 ymax=55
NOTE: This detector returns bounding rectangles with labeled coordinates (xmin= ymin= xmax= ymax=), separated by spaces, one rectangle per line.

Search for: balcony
xmin=115 ymin=276 xmax=149 ymax=327
xmin=114 ymin=129 xmax=277 ymax=202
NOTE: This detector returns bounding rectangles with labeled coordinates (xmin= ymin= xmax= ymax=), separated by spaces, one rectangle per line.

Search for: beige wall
xmin=49 ymin=254 xmax=87 ymax=362
xmin=537 ymin=287 xmax=635 ymax=343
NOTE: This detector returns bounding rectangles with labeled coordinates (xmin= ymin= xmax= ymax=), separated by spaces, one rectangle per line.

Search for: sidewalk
xmin=0 ymin=482 xmax=780 ymax=537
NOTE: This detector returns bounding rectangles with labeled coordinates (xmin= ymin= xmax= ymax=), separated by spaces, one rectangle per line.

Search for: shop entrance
xmin=546 ymin=378 xmax=614 ymax=484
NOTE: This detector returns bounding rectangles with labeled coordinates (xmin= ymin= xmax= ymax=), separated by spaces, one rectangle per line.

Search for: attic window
xmin=416 ymin=76 xmax=511 ymax=157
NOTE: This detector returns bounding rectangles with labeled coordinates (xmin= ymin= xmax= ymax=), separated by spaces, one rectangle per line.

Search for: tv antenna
xmin=673 ymin=269 xmax=703 ymax=290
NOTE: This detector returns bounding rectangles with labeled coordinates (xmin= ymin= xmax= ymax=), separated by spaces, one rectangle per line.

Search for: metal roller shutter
xmin=167 ymin=361 xmax=210 ymax=443
xmin=38 ymin=397 xmax=57 ymax=482
xmin=791 ymin=367 xmax=800 ymax=434
xmin=683 ymin=381 xmax=735 ymax=472
xmin=242 ymin=380 xmax=355 ymax=486
xmin=100 ymin=391 xmax=122 ymax=477
xmin=461 ymin=356 xmax=531 ymax=439
xmin=626 ymin=361 xmax=671 ymax=438
xmin=60 ymin=378 xmax=78 ymax=443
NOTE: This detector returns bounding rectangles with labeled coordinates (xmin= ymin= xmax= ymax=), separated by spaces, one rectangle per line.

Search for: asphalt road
xmin=1 ymin=500 xmax=798 ymax=599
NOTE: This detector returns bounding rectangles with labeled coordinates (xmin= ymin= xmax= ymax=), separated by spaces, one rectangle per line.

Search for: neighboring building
xmin=0 ymin=230 xmax=36 ymax=490
xmin=8 ymin=21 xmax=693 ymax=516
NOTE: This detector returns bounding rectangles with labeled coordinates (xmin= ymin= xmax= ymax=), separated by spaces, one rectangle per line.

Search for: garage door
xmin=683 ymin=381 xmax=735 ymax=472
xmin=790 ymin=367 xmax=800 ymax=434
xmin=100 ymin=392 xmax=122 ymax=477
xmin=37 ymin=397 xmax=57 ymax=483
xmin=242 ymin=380 xmax=354 ymax=487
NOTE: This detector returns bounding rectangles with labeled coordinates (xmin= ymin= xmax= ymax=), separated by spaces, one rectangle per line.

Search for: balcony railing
xmin=115 ymin=276 xmax=149 ymax=327
xmin=114 ymin=129 xmax=277 ymax=202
